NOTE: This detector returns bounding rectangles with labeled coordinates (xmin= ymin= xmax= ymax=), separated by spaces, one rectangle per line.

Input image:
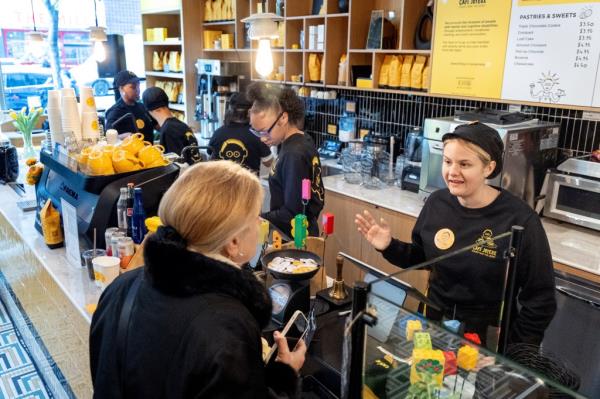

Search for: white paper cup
xmin=93 ymin=256 xmax=120 ymax=289
xmin=79 ymin=86 xmax=97 ymax=113
xmin=81 ymin=111 xmax=100 ymax=140
xmin=61 ymin=87 xmax=76 ymax=98
xmin=47 ymin=90 xmax=61 ymax=109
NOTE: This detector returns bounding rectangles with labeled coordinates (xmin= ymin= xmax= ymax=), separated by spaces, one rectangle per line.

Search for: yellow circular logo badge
xmin=434 ymin=228 xmax=455 ymax=250
xmin=91 ymin=120 xmax=99 ymax=131
xmin=86 ymin=97 xmax=96 ymax=107
xmin=136 ymin=119 xmax=145 ymax=129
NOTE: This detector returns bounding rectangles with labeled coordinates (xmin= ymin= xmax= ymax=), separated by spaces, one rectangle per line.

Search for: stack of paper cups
xmin=79 ymin=87 xmax=97 ymax=113
xmin=61 ymin=87 xmax=76 ymax=98
xmin=81 ymin=111 xmax=100 ymax=140
xmin=61 ymin=94 xmax=82 ymax=141
xmin=46 ymin=90 xmax=63 ymax=145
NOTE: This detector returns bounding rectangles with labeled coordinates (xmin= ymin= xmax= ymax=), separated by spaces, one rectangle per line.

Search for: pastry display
xmin=410 ymin=349 xmax=445 ymax=386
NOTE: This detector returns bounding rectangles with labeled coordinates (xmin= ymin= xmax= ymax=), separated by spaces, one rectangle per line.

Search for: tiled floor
xmin=0 ymin=299 xmax=52 ymax=399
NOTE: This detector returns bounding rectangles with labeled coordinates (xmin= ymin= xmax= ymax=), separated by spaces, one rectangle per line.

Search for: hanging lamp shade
xmin=241 ymin=13 xmax=283 ymax=40
xmin=89 ymin=26 xmax=107 ymax=42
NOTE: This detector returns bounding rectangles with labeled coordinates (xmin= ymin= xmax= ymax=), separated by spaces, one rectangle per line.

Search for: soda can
xmin=118 ymin=237 xmax=135 ymax=269
xmin=104 ymin=227 xmax=120 ymax=255
xmin=110 ymin=231 xmax=126 ymax=258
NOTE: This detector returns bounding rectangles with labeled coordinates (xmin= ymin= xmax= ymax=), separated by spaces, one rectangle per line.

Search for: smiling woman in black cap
xmin=104 ymin=70 xmax=156 ymax=143
xmin=356 ymin=122 xmax=556 ymax=350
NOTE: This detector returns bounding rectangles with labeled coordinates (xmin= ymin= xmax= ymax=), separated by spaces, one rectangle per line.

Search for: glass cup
xmin=82 ymin=249 xmax=107 ymax=281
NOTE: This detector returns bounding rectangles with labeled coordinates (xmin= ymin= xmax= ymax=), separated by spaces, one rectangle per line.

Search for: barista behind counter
xmin=105 ymin=70 xmax=156 ymax=143
xmin=247 ymin=83 xmax=324 ymax=238
xmin=142 ymin=87 xmax=198 ymax=155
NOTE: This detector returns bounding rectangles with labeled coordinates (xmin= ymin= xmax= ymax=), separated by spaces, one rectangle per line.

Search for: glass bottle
xmin=126 ymin=183 xmax=134 ymax=237
xmin=117 ymin=187 xmax=128 ymax=232
xmin=131 ymin=187 xmax=147 ymax=244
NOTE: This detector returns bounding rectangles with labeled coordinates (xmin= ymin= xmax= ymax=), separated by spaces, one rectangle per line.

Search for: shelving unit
xmin=141 ymin=0 xmax=203 ymax=129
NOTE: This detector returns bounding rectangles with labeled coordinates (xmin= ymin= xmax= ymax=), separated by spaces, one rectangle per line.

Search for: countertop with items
xmin=0 ymin=182 xmax=101 ymax=323
xmin=322 ymin=174 xmax=600 ymax=276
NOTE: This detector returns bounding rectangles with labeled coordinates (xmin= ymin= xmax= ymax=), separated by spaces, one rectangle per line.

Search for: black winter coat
xmin=90 ymin=228 xmax=299 ymax=398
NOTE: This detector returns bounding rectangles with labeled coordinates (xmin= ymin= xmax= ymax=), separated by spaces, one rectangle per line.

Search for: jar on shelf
xmin=341 ymin=143 xmax=363 ymax=184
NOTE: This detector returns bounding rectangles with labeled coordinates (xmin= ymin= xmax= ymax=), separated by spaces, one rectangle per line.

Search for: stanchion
xmin=348 ymin=281 xmax=369 ymax=399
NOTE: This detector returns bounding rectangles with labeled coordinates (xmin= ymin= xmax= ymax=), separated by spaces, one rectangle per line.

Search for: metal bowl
xmin=261 ymin=249 xmax=322 ymax=281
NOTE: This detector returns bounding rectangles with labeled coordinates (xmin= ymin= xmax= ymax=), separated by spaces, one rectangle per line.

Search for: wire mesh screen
xmin=300 ymin=89 xmax=599 ymax=158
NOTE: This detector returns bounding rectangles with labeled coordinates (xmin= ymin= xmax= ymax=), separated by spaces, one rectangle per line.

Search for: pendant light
xmin=241 ymin=12 xmax=283 ymax=78
xmin=89 ymin=0 xmax=107 ymax=62
xmin=26 ymin=0 xmax=45 ymax=44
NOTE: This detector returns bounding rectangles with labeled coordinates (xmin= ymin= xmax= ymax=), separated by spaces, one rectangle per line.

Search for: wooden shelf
xmin=251 ymin=79 xmax=285 ymax=84
xmin=202 ymin=20 xmax=236 ymax=26
xmin=203 ymin=48 xmax=251 ymax=52
xmin=349 ymin=49 xmax=431 ymax=54
xmin=326 ymin=13 xmax=349 ymax=18
xmin=145 ymin=71 xmax=184 ymax=79
xmin=169 ymin=103 xmax=186 ymax=112
xmin=304 ymin=49 xmax=325 ymax=52
xmin=143 ymin=41 xmax=182 ymax=46
xmin=285 ymin=49 xmax=303 ymax=52
xmin=285 ymin=81 xmax=304 ymax=86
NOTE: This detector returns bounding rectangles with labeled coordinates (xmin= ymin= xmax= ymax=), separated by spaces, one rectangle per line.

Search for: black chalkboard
xmin=366 ymin=10 xmax=384 ymax=49
xmin=312 ymin=0 xmax=325 ymax=15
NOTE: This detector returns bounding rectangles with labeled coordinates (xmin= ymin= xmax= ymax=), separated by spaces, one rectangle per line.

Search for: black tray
xmin=261 ymin=249 xmax=322 ymax=281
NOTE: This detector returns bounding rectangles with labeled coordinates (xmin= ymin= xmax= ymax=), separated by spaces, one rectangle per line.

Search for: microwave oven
xmin=544 ymin=158 xmax=600 ymax=231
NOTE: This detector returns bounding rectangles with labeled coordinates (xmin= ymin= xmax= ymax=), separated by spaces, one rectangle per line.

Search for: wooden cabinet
xmin=322 ymin=189 xmax=429 ymax=312
xmin=141 ymin=0 xmax=203 ymax=129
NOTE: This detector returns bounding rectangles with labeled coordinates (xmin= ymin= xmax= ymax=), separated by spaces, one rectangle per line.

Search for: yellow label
xmin=430 ymin=0 xmax=512 ymax=99
xmin=91 ymin=120 xmax=99 ymax=131
xmin=94 ymin=271 xmax=105 ymax=283
xmin=327 ymin=124 xmax=337 ymax=135
xmin=359 ymin=129 xmax=369 ymax=139
xmin=434 ymin=228 xmax=455 ymax=250
xmin=86 ymin=97 xmax=96 ymax=107
xmin=136 ymin=119 xmax=145 ymax=129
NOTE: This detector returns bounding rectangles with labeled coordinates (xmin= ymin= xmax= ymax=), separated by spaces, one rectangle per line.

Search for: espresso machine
xmin=195 ymin=59 xmax=250 ymax=141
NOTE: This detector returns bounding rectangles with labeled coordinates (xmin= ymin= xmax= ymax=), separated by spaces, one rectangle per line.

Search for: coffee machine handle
xmin=431 ymin=142 xmax=444 ymax=152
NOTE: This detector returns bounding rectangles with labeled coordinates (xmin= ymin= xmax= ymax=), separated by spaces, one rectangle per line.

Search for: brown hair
xmin=158 ymin=160 xmax=263 ymax=254
xmin=444 ymin=137 xmax=492 ymax=166
xmin=247 ymin=82 xmax=305 ymax=128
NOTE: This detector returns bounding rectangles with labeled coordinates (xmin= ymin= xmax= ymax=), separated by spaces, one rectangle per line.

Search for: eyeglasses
xmin=249 ymin=112 xmax=284 ymax=138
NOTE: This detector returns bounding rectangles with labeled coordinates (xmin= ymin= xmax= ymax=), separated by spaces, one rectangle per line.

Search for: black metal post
xmin=348 ymin=281 xmax=369 ymax=399
xmin=498 ymin=225 xmax=524 ymax=354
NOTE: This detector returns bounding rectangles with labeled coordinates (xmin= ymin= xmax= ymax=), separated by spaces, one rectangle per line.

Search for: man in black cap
xmin=208 ymin=92 xmax=272 ymax=175
xmin=104 ymin=70 xmax=156 ymax=143
xmin=356 ymin=122 xmax=556 ymax=351
xmin=142 ymin=87 xmax=198 ymax=155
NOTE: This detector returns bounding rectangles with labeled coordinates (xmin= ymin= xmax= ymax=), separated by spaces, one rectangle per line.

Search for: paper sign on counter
xmin=61 ymin=198 xmax=81 ymax=268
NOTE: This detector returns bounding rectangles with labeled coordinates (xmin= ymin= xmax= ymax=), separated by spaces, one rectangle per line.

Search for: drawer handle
xmin=556 ymin=286 xmax=600 ymax=308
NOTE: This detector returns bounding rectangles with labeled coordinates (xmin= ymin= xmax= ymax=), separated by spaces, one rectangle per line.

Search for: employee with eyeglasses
xmin=247 ymin=83 xmax=324 ymax=238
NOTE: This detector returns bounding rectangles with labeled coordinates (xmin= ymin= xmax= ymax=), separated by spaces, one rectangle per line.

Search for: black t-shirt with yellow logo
xmin=208 ymin=123 xmax=272 ymax=174
xmin=262 ymin=133 xmax=324 ymax=238
xmin=105 ymin=99 xmax=156 ymax=143
xmin=159 ymin=117 xmax=198 ymax=155
xmin=380 ymin=188 xmax=556 ymax=346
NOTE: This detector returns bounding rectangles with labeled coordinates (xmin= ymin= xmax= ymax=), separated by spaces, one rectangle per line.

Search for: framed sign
xmin=366 ymin=10 xmax=384 ymax=49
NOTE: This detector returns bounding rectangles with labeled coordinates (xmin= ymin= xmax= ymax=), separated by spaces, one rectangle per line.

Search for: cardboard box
xmin=356 ymin=78 xmax=373 ymax=88
xmin=221 ymin=33 xmax=234 ymax=49
xmin=203 ymin=30 xmax=222 ymax=49
xmin=153 ymin=27 xmax=167 ymax=41
xmin=145 ymin=28 xmax=155 ymax=41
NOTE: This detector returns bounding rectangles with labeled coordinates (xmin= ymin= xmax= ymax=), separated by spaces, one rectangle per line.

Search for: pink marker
xmin=301 ymin=179 xmax=311 ymax=201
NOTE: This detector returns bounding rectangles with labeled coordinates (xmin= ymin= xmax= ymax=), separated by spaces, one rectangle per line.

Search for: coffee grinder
xmin=401 ymin=127 xmax=423 ymax=192
xmin=195 ymin=59 xmax=249 ymax=142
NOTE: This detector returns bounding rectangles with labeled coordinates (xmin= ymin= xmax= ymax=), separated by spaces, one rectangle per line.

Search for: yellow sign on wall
xmin=430 ymin=0 xmax=513 ymax=99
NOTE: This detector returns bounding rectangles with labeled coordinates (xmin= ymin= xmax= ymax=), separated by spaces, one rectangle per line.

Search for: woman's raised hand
xmin=355 ymin=210 xmax=392 ymax=251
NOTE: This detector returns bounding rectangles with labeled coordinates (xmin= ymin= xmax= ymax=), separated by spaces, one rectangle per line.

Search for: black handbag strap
xmin=116 ymin=275 xmax=142 ymax=395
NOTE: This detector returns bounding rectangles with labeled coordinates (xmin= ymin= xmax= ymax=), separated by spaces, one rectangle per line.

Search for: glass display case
xmin=359 ymin=293 xmax=583 ymax=398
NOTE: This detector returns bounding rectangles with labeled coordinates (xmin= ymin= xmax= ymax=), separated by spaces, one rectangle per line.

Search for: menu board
xmin=431 ymin=0 xmax=600 ymax=108
xmin=430 ymin=0 xmax=513 ymax=98
xmin=502 ymin=0 xmax=600 ymax=106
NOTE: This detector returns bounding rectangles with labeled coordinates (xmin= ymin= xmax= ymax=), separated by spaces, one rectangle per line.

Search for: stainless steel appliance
xmin=195 ymin=59 xmax=249 ymax=140
xmin=542 ymin=271 xmax=600 ymax=397
xmin=544 ymin=158 xmax=600 ymax=231
xmin=419 ymin=116 xmax=560 ymax=208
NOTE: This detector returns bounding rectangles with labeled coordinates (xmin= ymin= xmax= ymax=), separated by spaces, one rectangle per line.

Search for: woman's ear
xmin=484 ymin=160 xmax=496 ymax=179
xmin=279 ymin=111 xmax=288 ymax=126
xmin=222 ymin=236 xmax=240 ymax=259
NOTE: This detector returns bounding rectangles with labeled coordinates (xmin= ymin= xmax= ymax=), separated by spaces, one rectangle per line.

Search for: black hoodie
xmin=90 ymin=227 xmax=299 ymax=398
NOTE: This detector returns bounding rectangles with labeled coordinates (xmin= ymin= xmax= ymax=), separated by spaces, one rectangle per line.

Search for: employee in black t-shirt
xmin=247 ymin=83 xmax=324 ymax=238
xmin=142 ymin=87 xmax=197 ymax=155
xmin=104 ymin=70 xmax=156 ymax=143
xmin=356 ymin=123 xmax=556 ymax=350
xmin=208 ymin=92 xmax=273 ymax=174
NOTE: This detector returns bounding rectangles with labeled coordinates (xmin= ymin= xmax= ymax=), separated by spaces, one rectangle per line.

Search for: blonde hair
xmin=158 ymin=160 xmax=263 ymax=254
xmin=444 ymin=137 xmax=492 ymax=166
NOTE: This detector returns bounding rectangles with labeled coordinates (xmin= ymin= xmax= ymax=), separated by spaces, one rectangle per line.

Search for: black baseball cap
xmin=114 ymin=70 xmax=140 ymax=87
xmin=442 ymin=122 xmax=504 ymax=179
xmin=228 ymin=92 xmax=252 ymax=109
xmin=142 ymin=87 xmax=169 ymax=111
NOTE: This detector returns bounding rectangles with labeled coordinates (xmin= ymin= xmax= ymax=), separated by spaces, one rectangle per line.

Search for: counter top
xmin=323 ymin=175 xmax=600 ymax=276
xmin=0 ymin=182 xmax=101 ymax=324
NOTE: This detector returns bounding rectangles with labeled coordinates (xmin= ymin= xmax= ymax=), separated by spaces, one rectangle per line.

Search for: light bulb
xmin=93 ymin=41 xmax=106 ymax=62
xmin=255 ymin=39 xmax=274 ymax=78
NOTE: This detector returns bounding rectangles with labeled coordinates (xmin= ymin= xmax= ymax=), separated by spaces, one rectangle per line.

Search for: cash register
xmin=34 ymin=148 xmax=180 ymax=249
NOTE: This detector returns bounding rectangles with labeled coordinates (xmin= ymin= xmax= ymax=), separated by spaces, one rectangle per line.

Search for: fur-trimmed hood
xmin=143 ymin=226 xmax=272 ymax=329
